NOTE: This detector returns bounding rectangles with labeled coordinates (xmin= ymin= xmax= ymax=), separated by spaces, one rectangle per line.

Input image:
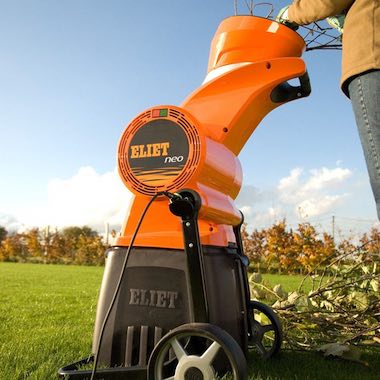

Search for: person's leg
xmin=348 ymin=70 xmax=380 ymax=219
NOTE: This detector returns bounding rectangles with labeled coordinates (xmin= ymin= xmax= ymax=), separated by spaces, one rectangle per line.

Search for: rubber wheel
xmin=147 ymin=323 xmax=248 ymax=380
xmin=248 ymin=300 xmax=282 ymax=359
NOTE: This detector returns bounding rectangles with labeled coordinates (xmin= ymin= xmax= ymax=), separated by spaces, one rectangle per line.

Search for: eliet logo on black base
xmin=129 ymin=288 xmax=179 ymax=309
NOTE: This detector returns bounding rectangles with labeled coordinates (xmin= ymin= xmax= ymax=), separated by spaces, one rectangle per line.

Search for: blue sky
xmin=0 ymin=0 xmax=377 ymax=237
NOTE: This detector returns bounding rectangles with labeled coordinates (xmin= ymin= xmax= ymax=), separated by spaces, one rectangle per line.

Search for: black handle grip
xmin=270 ymin=71 xmax=311 ymax=103
xmin=298 ymin=71 xmax=311 ymax=96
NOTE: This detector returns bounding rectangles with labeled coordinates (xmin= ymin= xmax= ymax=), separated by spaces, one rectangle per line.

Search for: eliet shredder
xmin=59 ymin=15 xmax=311 ymax=380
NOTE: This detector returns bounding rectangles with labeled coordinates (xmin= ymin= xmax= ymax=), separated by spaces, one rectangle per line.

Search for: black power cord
xmin=90 ymin=191 xmax=180 ymax=380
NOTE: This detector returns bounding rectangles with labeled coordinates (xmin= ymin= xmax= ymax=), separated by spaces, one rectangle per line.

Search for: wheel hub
xmin=175 ymin=355 xmax=214 ymax=380
xmin=184 ymin=367 xmax=204 ymax=380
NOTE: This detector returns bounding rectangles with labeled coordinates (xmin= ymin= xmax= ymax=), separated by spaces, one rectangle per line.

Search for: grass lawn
xmin=0 ymin=263 xmax=102 ymax=380
xmin=1 ymin=262 xmax=379 ymax=379
xmin=262 ymin=273 xmax=311 ymax=292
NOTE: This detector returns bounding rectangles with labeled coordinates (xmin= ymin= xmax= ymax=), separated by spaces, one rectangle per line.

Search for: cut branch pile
xmin=249 ymin=246 xmax=380 ymax=359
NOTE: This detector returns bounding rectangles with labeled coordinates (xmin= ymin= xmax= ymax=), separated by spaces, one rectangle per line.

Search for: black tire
xmin=248 ymin=301 xmax=282 ymax=359
xmin=147 ymin=323 xmax=248 ymax=380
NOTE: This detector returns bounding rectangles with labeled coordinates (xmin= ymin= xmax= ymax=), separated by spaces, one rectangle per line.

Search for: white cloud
xmin=12 ymin=166 xmax=133 ymax=231
xmin=302 ymin=167 xmax=351 ymax=192
xmin=296 ymin=195 xmax=345 ymax=218
xmin=0 ymin=213 xmax=22 ymax=232
xmin=249 ymin=207 xmax=284 ymax=227
xmin=278 ymin=167 xmax=302 ymax=192
xmin=278 ymin=167 xmax=351 ymax=202
xmin=277 ymin=167 xmax=351 ymax=217
xmin=237 ymin=165 xmax=354 ymax=230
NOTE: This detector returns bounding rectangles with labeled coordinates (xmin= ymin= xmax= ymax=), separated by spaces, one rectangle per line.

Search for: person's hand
xmin=326 ymin=14 xmax=345 ymax=34
xmin=276 ymin=5 xmax=299 ymax=30
xmin=276 ymin=5 xmax=290 ymax=22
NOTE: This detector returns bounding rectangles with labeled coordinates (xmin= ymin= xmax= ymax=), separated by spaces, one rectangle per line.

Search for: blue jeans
xmin=349 ymin=70 xmax=380 ymax=220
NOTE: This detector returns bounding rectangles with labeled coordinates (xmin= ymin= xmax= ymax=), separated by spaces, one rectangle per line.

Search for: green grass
xmin=261 ymin=273 xmax=317 ymax=293
xmin=0 ymin=263 xmax=102 ymax=380
xmin=1 ymin=262 xmax=379 ymax=379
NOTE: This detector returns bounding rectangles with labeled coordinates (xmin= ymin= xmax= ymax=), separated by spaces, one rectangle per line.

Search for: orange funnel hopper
xmin=116 ymin=16 xmax=310 ymax=249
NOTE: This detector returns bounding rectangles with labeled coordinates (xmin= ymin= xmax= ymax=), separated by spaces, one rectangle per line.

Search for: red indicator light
xmin=152 ymin=108 xmax=168 ymax=118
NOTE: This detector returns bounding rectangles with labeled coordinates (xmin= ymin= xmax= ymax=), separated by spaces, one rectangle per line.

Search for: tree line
xmin=0 ymin=226 xmax=106 ymax=265
xmin=242 ymin=219 xmax=380 ymax=274
xmin=0 ymin=221 xmax=379 ymax=271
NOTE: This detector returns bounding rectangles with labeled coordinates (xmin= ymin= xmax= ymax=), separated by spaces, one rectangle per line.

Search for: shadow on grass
xmin=248 ymin=349 xmax=380 ymax=380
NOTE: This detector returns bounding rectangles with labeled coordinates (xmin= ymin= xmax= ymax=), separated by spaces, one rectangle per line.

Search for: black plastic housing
xmin=92 ymin=246 xmax=248 ymax=368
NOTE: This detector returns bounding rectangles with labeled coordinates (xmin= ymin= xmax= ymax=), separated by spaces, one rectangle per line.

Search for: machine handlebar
xmin=270 ymin=71 xmax=311 ymax=103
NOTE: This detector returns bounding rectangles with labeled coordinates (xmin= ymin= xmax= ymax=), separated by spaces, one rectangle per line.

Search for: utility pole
xmin=44 ymin=226 xmax=50 ymax=263
xmin=332 ymin=215 xmax=335 ymax=242
xmin=105 ymin=222 xmax=109 ymax=246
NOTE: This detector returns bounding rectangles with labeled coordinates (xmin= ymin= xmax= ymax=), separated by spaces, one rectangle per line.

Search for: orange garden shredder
xmin=59 ymin=16 xmax=310 ymax=380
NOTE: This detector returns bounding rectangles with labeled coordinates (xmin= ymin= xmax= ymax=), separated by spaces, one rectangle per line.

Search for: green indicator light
xmin=159 ymin=109 xmax=168 ymax=117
